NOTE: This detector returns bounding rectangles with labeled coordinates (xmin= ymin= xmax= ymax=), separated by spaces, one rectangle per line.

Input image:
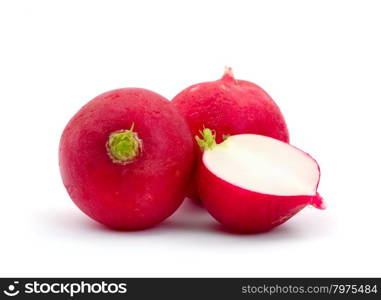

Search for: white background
xmin=0 ymin=0 xmax=380 ymax=277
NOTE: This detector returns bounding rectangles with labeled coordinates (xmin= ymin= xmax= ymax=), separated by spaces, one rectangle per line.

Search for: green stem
xmin=107 ymin=124 xmax=142 ymax=164
xmin=195 ymin=128 xmax=217 ymax=151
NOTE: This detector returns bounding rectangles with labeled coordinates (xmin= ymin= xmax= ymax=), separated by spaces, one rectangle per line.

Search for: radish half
xmin=196 ymin=129 xmax=324 ymax=232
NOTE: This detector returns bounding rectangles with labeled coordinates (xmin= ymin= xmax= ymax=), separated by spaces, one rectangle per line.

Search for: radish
xmin=172 ymin=67 xmax=289 ymax=199
xmin=196 ymin=129 xmax=324 ymax=232
xmin=59 ymin=88 xmax=194 ymax=230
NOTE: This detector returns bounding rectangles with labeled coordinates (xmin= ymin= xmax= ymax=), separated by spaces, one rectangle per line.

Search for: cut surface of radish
xmin=203 ymin=134 xmax=320 ymax=197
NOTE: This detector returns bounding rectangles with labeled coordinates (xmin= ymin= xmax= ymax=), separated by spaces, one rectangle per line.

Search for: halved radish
xmin=196 ymin=129 xmax=324 ymax=232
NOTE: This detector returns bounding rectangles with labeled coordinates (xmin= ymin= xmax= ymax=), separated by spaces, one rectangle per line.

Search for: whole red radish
xmin=59 ymin=88 xmax=194 ymax=230
xmin=172 ymin=67 xmax=289 ymax=199
xmin=196 ymin=129 xmax=324 ymax=233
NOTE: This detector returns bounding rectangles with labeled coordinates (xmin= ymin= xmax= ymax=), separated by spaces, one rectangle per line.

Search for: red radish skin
xmin=59 ymin=88 xmax=194 ymax=230
xmin=196 ymin=130 xmax=324 ymax=233
xmin=172 ymin=68 xmax=289 ymax=199
xmin=198 ymin=164 xmax=324 ymax=232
